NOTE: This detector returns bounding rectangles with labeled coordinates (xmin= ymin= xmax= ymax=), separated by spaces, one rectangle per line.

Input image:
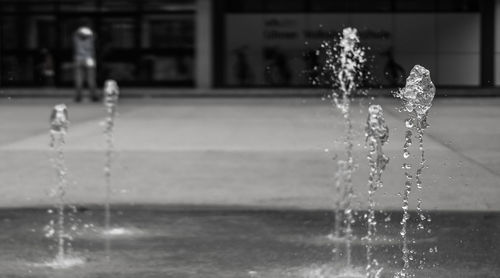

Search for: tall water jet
xmin=322 ymin=27 xmax=366 ymax=266
xmin=103 ymin=80 xmax=119 ymax=257
xmin=48 ymin=104 xmax=70 ymax=261
xmin=365 ymin=105 xmax=389 ymax=278
xmin=394 ymin=65 xmax=435 ymax=277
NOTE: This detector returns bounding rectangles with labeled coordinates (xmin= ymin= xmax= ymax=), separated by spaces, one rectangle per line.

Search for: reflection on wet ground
xmin=0 ymin=207 xmax=498 ymax=278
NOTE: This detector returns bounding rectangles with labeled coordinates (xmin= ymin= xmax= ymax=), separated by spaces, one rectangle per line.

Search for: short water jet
xmin=365 ymin=104 xmax=389 ymax=278
xmin=102 ymin=79 xmax=119 ymax=257
xmin=47 ymin=104 xmax=71 ymax=262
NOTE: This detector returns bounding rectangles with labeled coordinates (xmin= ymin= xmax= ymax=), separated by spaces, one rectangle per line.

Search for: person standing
xmin=73 ymin=26 xmax=99 ymax=102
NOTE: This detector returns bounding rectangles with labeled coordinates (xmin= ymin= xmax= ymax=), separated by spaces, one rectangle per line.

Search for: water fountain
xmin=48 ymin=103 xmax=69 ymax=263
xmin=44 ymin=104 xmax=85 ymax=268
xmin=365 ymin=104 xmax=389 ymax=278
xmin=102 ymin=80 xmax=120 ymax=256
xmin=321 ymin=27 xmax=367 ymax=269
xmin=393 ymin=65 xmax=435 ymax=278
xmin=0 ymin=21 xmax=496 ymax=278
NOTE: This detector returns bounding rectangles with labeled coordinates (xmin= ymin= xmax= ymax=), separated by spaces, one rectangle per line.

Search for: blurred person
xmin=304 ymin=49 xmax=320 ymax=85
xmin=233 ymin=46 xmax=254 ymax=86
xmin=73 ymin=26 xmax=99 ymax=102
xmin=384 ymin=47 xmax=405 ymax=87
xmin=35 ymin=48 xmax=55 ymax=86
xmin=264 ymin=47 xmax=292 ymax=86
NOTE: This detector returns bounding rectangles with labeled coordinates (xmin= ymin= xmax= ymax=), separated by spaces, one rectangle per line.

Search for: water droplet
xmin=405 ymin=119 xmax=414 ymax=128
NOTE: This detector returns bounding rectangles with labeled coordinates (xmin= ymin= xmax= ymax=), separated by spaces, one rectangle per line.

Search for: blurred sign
xmin=225 ymin=13 xmax=480 ymax=86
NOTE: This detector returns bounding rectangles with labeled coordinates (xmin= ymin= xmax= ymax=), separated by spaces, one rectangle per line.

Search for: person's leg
xmin=88 ymin=66 xmax=99 ymax=102
xmin=74 ymin=62 xmax=83 ymax=102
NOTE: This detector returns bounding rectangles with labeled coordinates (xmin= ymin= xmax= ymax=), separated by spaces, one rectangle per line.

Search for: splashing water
xmin=322 ymin=27 xmax=366 ymax=266
xmin=322 ymin=27 xmax=367 ymax=112
xmin=365 ymin=105 xmax=389 ymax=278
xmin=396 ymin=65 xmax=434 ymax=116
xmin=103 ymin=80 xmax=119 ymax=258
xmin=34 ymin=255 xmax=86 ymax=269
xmin=301 ymin=263 xmax=366 ymax=278
xmin=103 ymin=227 xmax=133 ymax=236
xmin=394 ymin=65 xmax=435 ymax=277
xmin=48 ymin=104 xmax=70 ymax=262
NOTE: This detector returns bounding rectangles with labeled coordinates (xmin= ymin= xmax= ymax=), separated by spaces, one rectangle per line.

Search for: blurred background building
xmin=0 ymin=0 xmax=499 ymax=92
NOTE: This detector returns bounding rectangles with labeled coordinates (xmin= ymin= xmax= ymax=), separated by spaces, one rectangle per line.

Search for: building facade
xmin=0 ymin=0 xmax=499 ymax=90
xmin=0 ymin=0 xmax=196 ymax=87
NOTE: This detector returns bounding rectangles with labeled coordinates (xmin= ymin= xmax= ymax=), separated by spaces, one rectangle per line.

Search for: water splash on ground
xmin=302 ymin=264 xmax=366 ymax=278
xmin=103 ymin=227 xmax=136 ymax=237
xmin=33 ymin=255 xmax=86 ymax=269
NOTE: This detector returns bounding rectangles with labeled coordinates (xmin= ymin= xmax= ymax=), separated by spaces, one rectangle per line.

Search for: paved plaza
xmin=0 ymin=96 xmax=499 ymax=211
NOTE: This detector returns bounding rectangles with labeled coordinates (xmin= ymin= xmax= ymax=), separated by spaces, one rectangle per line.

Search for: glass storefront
xmin=0 ymin=0 xmax=195 ymax=87
xmin=220 ymin=0 xmax=483 ymax=87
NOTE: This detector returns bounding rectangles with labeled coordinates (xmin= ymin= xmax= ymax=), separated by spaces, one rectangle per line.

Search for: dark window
xmin=26 ymin=3 xmax=56 ymax=12
xmin=311 ymin=0 xmax=392 ymax=12
xmin=143 ymin=0 xmax=195 ymax=12
xmin=0 ymin=16 xmax=19 ymax=49
xmin=227 ymin=0 xmax=263 ymax=13
xmin=1 ymin=55 xmax=35 ymax=83
xmin=101 ymin=18 xmax=135 ymax=49
xmin=437 ymin=0 xmax=479 ymax=12
xmin=101 ymin=0 xmax=138 ymax=12
xmin=347 ymin=0 xmax=392 ymax=12
xmin=226 ymin=0 xmax=481 ymax=13
xmin=394 ymin=0 xmax=436 ymax=12
xmin=310 ymin=0 xmax=348 ymax=12
xmin=0 ymin=3 xmax=16 ymax=12
xmin=263 ymin=0 xmax=307 ymax=12
xmin=149 ymin=18 xmax=194 ymax=48
xmin=59 ymin=0 xmax=98 ymax=12
xmin=36 ymin=19 xmax=57 ymax=49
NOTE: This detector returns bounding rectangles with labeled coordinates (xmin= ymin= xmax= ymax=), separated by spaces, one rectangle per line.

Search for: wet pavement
xmin=0 ymin=207 xmax=499 ymax=278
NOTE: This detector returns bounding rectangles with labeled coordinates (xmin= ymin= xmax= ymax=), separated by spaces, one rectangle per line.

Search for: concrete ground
xmin=0 ymin=96 xmax=499 ymax=211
